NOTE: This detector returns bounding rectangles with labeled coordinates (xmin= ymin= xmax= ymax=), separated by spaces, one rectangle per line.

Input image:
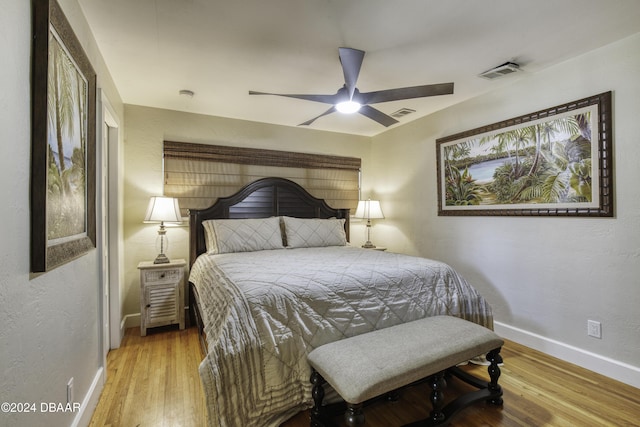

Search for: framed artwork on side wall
xmin=436 ymin=91 xmax=613 ymax=217
xmin=31 ymin=0 xmax=97 ymax=272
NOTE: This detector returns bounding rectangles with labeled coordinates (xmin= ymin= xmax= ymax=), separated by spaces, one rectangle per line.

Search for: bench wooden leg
xmin=310 ymin=369 xmax=326 ymax=427
xmin=428 ymin=371 xmax=447 ymax=424
xmin=486 ymin=347 xmax=503 ymax=406
xmin=345 ymin=403 xmax=364 ymax=426
xmin=309 ymin=369 xmax=365 ymax=427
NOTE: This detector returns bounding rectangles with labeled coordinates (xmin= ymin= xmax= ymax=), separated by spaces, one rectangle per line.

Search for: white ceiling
xmin=79 ymin=0 xmax=640 ymax=137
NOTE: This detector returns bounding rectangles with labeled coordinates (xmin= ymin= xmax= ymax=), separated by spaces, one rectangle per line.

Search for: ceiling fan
xmin=249 ymin=47 xmax=454 ymax=127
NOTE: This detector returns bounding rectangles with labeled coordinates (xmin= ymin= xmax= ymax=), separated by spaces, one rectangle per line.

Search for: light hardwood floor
xmin=89 ymin=326 xmax=640 ymax=427
xmin=89 ymin=326 xmax=207 ymax=427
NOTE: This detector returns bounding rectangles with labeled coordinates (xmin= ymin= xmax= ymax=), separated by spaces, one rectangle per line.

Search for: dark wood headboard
xmin=188 ymin=177 xmax=350 ymax=267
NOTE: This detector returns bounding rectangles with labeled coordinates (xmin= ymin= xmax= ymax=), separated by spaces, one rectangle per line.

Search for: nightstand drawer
xmin=142 ymin=268 xmax=182 ymax=284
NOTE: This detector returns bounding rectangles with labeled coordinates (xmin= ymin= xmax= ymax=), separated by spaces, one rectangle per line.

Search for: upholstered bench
xmin=307 ymin=315 xmax=504 ymax=427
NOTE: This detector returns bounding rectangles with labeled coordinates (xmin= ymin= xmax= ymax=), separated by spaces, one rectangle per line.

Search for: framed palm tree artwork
xmin=31 ymin=0 xmax=96 ymax=272
xmin=436 ymin=92 xmax=613 ymax=217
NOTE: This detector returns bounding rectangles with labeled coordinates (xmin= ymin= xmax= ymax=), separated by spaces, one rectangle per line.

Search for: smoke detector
xmin=478 ymin=62 xmax=521 ymax=80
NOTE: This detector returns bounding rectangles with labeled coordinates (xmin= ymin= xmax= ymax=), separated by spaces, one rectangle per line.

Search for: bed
xmin=187 ymin=177 xmax=494 ymax=427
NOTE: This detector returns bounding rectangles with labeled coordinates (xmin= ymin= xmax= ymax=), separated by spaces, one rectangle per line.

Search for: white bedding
xmin=189 ymin=246 xmax=494 ymax=427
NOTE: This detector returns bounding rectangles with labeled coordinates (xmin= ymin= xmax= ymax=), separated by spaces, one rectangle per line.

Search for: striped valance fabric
xmin=163 ymin=141 xmax=361 ymax=214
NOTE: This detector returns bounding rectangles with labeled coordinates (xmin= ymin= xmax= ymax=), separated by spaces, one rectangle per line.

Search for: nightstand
xmin=138 ymin=258 xmax=187 ymax=336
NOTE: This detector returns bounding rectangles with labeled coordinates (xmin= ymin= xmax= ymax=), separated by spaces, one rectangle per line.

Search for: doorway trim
xmin=98 ymin=90 xmax=122 ymax=354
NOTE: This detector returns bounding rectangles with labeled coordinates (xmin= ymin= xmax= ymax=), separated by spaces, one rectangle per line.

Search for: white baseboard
xmin=71 ymin=367 xmax=105 ymax=427
xmin=494 ymin=321 xmax=640 ymax=389
xmin=122 ymin=312 xmax=141 ymax=330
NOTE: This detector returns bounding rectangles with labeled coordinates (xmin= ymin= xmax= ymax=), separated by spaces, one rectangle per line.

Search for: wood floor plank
xmin=89 ymin=327 xmax=640 ymax=427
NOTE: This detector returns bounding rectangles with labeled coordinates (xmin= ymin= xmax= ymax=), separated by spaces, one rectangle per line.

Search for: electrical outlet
xmin=587 ymin=320 xmax=602 ymax=339
xmin=67 ymin=378 xmax=74 ymax=404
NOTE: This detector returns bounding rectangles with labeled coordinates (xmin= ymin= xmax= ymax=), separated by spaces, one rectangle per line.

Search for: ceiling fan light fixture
xmin=336 ymin=100 xmax=361 ymax=114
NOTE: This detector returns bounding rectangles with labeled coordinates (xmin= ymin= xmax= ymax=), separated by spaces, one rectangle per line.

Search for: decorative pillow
xmin=282 ymin=216 xmax=347 ymax=248
xmin=203 ymin=217 xmax=285 ymax=254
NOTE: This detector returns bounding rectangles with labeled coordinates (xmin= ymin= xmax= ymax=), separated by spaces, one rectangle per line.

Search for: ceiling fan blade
xmin=299 ymin=106 xmax=336 ymax=126
xmin=358 ymin=105 xmax=399 ymax=127
xmin=338 ymin=47 xmax=365 ymax=100
xmin=358 ymin=82 xmax=454 ymax=104
xmin=249 ymin=90 xmax=338 ymax=105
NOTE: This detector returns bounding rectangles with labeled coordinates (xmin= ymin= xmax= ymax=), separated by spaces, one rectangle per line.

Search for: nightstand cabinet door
xmin=138 ymin=260 xmax=186 ymax=336
xmin=143 ymin=281 xmax=180 ymax=329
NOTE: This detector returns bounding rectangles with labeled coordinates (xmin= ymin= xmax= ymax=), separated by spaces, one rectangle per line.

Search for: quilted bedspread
xmin=189 ymin=246 xmax=493 ymax=427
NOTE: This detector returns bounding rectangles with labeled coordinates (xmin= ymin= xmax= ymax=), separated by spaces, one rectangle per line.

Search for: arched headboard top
xmin=189 ymin=177 xmax=350 ymax=266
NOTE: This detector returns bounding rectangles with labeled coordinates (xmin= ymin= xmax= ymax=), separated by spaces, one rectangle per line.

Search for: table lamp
xmin=143 ymin=196 xmax=182 ymax=264
xmin=354 ymin=199 xmax=384 ymax=249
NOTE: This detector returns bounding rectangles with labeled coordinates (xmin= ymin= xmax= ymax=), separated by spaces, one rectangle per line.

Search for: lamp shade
xmin=143 ymin=196 xmax=182 ymax=224
xmin=354 ymin=199 xmax=384 ymax=220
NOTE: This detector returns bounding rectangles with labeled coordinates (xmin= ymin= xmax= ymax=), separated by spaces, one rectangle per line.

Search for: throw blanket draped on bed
xmin=189 ymin=246 xmax=493 ymax=427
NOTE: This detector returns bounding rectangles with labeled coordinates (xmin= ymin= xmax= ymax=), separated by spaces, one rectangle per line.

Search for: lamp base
xmin=153 ymin=253 xmax=170 ymax=264
xmin=361 ymin=241 xmax=377 ymax=249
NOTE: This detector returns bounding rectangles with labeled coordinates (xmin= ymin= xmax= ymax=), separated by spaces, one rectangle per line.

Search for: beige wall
xmin=122 ymin=106 xmax=372 ymax=320
xmin=0 ymin=1 xmax=124 ymax=426
xmin=371 ymin=33 xmax=640 ymax=387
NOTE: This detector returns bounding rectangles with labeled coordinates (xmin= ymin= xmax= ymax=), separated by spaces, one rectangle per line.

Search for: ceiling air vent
xmin=390 ymin=108 xmax=416 ymax=118
xmin=478 ymin=62 xmax=521 ymax=80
